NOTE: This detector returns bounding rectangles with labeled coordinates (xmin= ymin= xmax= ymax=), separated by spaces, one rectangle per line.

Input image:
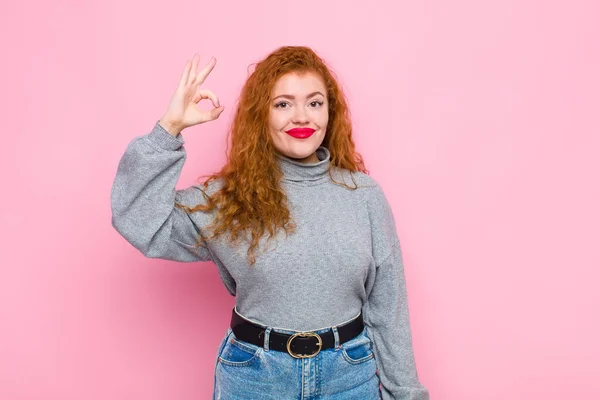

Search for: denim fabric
xmin=212 ymin=325 xmax=382 ymax=399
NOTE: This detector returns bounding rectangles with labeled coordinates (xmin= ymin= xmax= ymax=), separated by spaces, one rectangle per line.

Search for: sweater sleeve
xmin=363 ymin=184 xmax=429 ymax=400
xmin=110 ymin=120 xmax=212 ymax=262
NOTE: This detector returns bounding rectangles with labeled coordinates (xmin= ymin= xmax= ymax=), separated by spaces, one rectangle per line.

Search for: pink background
xmin=2 ymin=0 xmax=599 ymax=398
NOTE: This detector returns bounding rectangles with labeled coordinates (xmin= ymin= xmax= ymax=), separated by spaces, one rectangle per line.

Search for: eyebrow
xmin=273 ymin=91 xmax=325 ymax=101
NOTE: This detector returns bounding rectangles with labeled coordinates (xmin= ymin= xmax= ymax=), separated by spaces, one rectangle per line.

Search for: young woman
xmin=111 ymin=46 xmax=429 ymax=400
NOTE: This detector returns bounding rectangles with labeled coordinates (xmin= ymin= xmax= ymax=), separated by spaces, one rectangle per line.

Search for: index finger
xmin=194 ymin=57 xmax=217 ymax=85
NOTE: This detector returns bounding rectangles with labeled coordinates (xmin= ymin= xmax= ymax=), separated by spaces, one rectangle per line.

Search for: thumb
xmin=208 ymin=106 xmax=225 ymax=120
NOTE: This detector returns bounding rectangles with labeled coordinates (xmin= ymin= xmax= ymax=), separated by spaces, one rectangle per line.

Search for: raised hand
xmin=159 ymin=54 xmax=225 ymax=136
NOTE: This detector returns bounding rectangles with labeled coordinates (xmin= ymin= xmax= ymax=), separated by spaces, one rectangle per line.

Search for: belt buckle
xmin=286 ymin=331 xmax=322 ymax=359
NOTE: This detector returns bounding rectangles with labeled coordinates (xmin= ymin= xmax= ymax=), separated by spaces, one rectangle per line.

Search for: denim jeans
xmin=212 ymin=323 xmax=382 ymax=399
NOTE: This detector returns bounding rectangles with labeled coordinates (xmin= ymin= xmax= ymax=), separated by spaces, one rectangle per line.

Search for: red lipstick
xmin=284 ymin=128 xmax=316 ymax=139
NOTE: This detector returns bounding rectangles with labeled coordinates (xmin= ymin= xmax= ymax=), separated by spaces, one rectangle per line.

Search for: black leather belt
xmin=230 ymin=306 xmax=365 ymax=359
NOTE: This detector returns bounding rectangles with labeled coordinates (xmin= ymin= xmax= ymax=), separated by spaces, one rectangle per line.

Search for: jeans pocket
xmin=218 ymin=331 xmax=262 ymax=367
xmin=341 ymin=329 xmax=375 ymax=365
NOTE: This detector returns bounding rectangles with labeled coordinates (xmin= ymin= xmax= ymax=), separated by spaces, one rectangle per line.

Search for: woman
xmin=111 ymin=46 xmax=429 ymax=400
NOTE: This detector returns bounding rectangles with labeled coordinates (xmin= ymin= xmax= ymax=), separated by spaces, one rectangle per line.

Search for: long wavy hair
xmin=175 ymin=46 xmax=368 ymax=265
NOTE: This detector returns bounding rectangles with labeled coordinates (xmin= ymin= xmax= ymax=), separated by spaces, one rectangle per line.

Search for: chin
xmin=279 ymin=145 xmax=319 ymax=160
xmin=275 ymin=135 xmax=324 ymax=160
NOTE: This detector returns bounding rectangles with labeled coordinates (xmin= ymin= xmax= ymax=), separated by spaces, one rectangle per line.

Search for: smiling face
xmin=268 ymin=71 xmax=329 ymax=164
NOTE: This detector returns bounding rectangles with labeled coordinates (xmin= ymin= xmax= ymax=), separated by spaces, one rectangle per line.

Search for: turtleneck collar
xmin=277 ymin=146 xmax=331 ymax=184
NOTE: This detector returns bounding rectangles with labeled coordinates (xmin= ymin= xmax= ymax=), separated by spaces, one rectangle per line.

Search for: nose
xmin=291 ymin=106 xmax=309 ymax=125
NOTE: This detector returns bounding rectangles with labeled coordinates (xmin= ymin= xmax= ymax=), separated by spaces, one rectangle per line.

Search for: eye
xmin=274 ymin=102 xmax=290 ymax=109
xmin=310 ymin=101 xmax=324 ymax=107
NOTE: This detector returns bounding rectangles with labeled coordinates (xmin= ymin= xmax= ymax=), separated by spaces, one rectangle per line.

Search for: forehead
xmin=271 ymin=71 xmax=326 ymax=96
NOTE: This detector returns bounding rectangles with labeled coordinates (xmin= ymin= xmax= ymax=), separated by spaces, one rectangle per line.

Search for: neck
xmin=276 ymin=146 xmax=331 ymax=184
xmin=277 ymin=151 xmax=319 ymax=164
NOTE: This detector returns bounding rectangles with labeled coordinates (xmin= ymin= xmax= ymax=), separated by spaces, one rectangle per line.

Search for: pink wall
xmin=2 ymin=0 xmax=599 ymax=398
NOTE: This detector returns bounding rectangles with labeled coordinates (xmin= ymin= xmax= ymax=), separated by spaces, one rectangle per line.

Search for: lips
xmin=284 ymin=128 xmax=316 ymax=139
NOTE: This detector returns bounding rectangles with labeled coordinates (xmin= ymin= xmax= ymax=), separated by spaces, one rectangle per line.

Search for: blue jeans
xmin=212 ymin=323 xmax=382 ymax=399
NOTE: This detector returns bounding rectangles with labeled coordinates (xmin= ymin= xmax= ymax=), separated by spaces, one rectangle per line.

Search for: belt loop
xmin=263 ymin=327 xmax=272 ymax=352
xmin=332 ymin=326 xmax=341 ymax=350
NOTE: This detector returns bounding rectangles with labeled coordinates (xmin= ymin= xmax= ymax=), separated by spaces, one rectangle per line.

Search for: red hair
xmin=176 ymin=46 xmax=368 ymax=265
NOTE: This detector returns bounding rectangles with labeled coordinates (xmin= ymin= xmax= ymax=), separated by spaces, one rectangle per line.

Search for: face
xmin=268 ymin=71 xmax=329 ymax=164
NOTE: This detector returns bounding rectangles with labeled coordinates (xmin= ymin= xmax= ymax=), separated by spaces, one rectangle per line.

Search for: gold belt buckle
xmin=286 ymin=331 xmax=322 ymax=359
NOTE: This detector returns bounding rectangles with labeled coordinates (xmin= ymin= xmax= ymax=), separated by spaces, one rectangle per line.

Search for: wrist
xmin=159 ymin=117 xmax=183 ymax=136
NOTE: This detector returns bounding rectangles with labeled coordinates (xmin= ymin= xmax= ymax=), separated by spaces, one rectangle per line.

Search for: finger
xmin=192 ymin=85 xmax=203 ymax=103
xmin=194 ymin=57 xmax=217 ymax=85
xmin=196 ymin=89 xmax=221 ymax=108
xmin=178 ymin=59 xmax=192 ymax=89
xmin=208 ymin=106 xmax=225 ymax=121
xmin=188 ymin=54 xmax=199 ymax=86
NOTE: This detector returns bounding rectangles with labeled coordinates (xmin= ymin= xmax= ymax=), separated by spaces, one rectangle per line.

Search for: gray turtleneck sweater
xmin=110 ymin=120 xmax=429 ymax=400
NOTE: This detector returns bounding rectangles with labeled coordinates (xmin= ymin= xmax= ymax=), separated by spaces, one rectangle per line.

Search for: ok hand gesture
xmin=159 ymin=54 xmax=225 ymax=136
